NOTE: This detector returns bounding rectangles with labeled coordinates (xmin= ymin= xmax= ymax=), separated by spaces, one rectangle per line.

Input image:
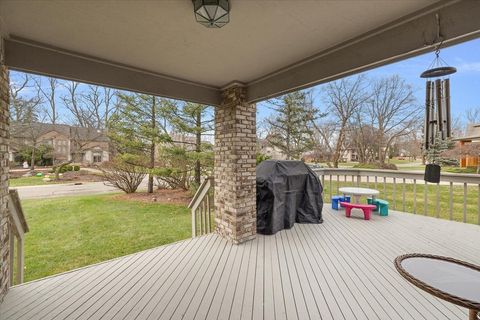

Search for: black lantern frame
xmin=193 ymin=0 xmax=230 ymax=28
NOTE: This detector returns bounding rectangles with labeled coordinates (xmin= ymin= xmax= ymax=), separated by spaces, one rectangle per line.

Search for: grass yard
xmin=21 ymin=194 xmax=191 ymax=282
xmin=10 ymin=176 xmax=65 ymax=187
xmin=322 ymin=179 xmax=480 ymax=224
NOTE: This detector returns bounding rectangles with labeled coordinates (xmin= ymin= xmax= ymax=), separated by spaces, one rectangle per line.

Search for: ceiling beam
xmin=246 ymin=0 xmax=480 ymax=103
xmin=4 ymin=37 xmax=222 ymax=106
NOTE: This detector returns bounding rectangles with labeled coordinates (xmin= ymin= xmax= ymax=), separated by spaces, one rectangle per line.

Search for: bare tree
xmin=466 ymin=107 xmax=480 ymax=124
xmin=102 ymin=87 xmax=116 ymax=129
xmin=9 ymin=73 xmax=42 ymax=123
xmin=36 ymin=77 xmax=60 ymax=124
xmin=61 ymin=81 xmax=90 ymax=127
xmin=365 ymin=75 xmax=420 ymax=163
xmin=9 ymin=73 xmax=46 ymax=170
xmin=317 ymin=76 xmax=368 ymax=167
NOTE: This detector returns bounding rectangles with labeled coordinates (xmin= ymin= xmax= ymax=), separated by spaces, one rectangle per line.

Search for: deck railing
xmin=313 ymin=168 xmax=480 ymax=225
xmin=7 ymin=189 xmax=29 ymax=285
xmin=188 ymin=168 xmax=480 ymax=237
xmin=188 ymin=176 xmax=214 ymax=237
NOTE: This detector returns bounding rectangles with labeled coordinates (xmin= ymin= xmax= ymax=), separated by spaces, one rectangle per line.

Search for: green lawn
xmin=323 ymin=179 xmax=480 ymax=224
xmin=22 ymin=194 xmax=191 ymax=282
xmin=10 ymin=176 xmax=64 ymax=187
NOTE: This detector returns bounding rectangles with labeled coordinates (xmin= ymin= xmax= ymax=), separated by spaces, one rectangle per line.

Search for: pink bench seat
xmin=340 ymin=202 xmax=377 ymax=220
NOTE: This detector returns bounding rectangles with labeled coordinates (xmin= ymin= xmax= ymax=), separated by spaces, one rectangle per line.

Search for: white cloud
xmin=457 ymin=62 xmax=480 ymax=73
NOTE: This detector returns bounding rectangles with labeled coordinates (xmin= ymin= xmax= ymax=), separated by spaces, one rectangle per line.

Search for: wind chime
xmin=421 ymin=27 xmax=457 ymax=182
xmin=421 ymin=45 xmax=456 ymax=151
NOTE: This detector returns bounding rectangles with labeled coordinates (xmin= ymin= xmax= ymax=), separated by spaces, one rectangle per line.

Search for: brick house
xmin=453 ymin=123 xmax=480 ymax=168
xmin=9 ymin=122 xmax=110 ymax=166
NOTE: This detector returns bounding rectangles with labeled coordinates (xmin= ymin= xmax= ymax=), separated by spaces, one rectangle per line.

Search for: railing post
xmin=16 ymin=237 xmax=24 ymax=284
xmin=463 ymin=183 xmax=467 ymax=223
xmin=449 ymin=182 xmax=453 ymax=221
xmin=413 ymin=179 xmax=417 ymax=214
xmin=9 ymin=235 xmax=14 ymax=286
xmin=192 ymin=209 xmax=197 ymax=237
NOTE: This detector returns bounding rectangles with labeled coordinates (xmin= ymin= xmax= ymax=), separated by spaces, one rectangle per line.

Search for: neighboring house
xmin=341 ymin=148 xmax=359 ymax=162
xmin=10 ymin=122 xmax=110 ymax=166
xmin=257 ymin=139 xmax=287 ymax=160
xmin=453 ymin=123 xmax=480 ymax=168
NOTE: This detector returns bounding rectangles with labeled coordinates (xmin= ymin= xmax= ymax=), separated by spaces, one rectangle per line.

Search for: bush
xmin=256 ymin=153 xmax=271 ymax=165
xmin=53 ymin=164 xmax=74 ymax=173
xmin=100 ymin=159 xmax=146 ymax=194
xmin=353 ymin=162 xmax=398 ymax=170
xmin=73 ymin=165 xmax=80 ymax=171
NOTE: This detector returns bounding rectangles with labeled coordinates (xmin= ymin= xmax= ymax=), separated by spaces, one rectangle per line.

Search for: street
xmin=13 ymin=180 xmax=148 ymax=200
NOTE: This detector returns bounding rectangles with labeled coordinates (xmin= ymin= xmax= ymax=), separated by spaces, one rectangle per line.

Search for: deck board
xmin=1 ymin=207 xmax=479 ymax=320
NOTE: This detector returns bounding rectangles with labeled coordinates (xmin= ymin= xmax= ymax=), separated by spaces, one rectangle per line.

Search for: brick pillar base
xmin=0 ymin=39 xmax=10 ymax=301
xmin=214 ymin=86 xmax=256 ymax=244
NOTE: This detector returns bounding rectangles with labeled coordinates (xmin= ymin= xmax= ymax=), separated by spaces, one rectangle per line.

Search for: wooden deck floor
xmin=1 ymin=207 xmax=479 ymax=320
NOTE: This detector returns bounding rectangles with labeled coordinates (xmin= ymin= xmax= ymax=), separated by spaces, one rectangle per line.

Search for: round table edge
xmin=394 ymin=253 xmax=480 ymax=311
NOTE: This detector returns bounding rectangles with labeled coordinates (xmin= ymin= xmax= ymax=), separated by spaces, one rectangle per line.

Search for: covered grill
xmin=256 ymin=160 xmax=323 ymax=235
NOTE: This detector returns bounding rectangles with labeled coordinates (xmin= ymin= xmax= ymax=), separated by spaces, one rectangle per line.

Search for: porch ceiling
xmin=1 ymin=0 xmax=480 ymax=105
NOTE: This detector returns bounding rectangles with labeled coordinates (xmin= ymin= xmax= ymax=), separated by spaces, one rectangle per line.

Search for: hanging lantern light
xmin=193 ymin=0 xmax=230 ymax=28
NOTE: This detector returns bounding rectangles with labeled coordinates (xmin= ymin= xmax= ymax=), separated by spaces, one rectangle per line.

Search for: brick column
xmin=214 ymin=86 xmax=256 ymax=244
xmin=0 ymin=38 xmax=10 ymax=301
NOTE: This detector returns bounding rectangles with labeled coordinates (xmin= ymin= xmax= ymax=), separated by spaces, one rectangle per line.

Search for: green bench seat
xmin=367 ymin=198 xmax=389 ymax=216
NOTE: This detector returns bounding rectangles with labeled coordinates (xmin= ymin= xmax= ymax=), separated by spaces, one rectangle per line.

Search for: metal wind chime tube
xmin=423 ymin=77 xmax=453 ymax=149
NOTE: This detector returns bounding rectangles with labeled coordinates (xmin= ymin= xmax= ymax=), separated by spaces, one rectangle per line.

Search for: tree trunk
xmin=30 ymin=147 xmax=35 ymax=171
xmin=194 ymin=109 xmax=201 ymax=186
xmin=148 ymin=97 xmax=156 ymax=194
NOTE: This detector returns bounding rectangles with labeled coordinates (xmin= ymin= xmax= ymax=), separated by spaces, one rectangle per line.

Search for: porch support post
xmin=214 ymin=86 xmax=256 ymax=244
xmin=0 ymin=36 xmax=10 ymax=300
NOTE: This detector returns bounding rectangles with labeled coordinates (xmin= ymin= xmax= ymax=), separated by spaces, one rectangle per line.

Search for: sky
xmin=257 ymin=38 xmax=480 ymax=125
xmin=11 ymin=37 xmax=480 ymax=128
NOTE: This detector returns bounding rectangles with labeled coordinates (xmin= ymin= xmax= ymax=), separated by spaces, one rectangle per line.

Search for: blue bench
xmin=331 ymin=195 xmax=351 ymax=210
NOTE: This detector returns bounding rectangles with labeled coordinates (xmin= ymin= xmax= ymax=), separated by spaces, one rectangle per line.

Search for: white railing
xmin=313 ymin=168 xmax=480 ymax=225
xmin=7 ymin=189 xmax=29 ymax=285
xmin=188 ymin=177 xmax=214 ymax=237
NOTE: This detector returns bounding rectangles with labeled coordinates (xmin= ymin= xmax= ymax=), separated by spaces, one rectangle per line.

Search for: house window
xmin=93 ymin=154 xmax=102 ymax=163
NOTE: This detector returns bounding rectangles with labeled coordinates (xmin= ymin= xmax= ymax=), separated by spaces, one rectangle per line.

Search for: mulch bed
xmin=61 ymin=170 xmax=105 ymax=182
xmin=114 ymin=189 xmax=193 ymax=206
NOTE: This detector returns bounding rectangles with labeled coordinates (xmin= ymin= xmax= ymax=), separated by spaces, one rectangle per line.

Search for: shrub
xmin=100 ymin=159 xmax=146 ymax=193
xmin=73 ymin=165 xmax=80 ymax=171
xmin=256 ymin=153 xmax=271 ymax=165
xmin=52 ymin=164 xmax=75 ymax=173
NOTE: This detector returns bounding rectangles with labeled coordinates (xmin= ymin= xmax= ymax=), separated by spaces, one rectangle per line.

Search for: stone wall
xmin=214 ymin=86 xmax=256 ymax=244
xmin=0 ymin=38 xmax=10 ymax=301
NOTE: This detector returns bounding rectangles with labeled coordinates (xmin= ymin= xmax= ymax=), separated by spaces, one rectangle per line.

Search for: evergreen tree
xmin=425 ymin=133 xmax=458 ymax=166
xmin=266 ymin=91 xmax=320 ymax=160
xmin=162 ymin=102 xmax=213 ymax=185
xmin=109 ymin=93 xmax=171 ymax=193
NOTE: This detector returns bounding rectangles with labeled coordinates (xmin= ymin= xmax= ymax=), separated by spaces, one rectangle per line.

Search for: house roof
xmin=453 ymin=123 xmax=480 ymax=141
xmin=11 ymin=122 xmax=109 ymax=142
xmin=2 ymin=1 xmax=479 ymax=105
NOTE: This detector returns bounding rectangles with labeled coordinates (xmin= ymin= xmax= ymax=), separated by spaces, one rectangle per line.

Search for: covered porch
xmin=1 ymin=206 xmax=479 ymax=319
xmin=1 ymin=1 xmax=480 ymax=318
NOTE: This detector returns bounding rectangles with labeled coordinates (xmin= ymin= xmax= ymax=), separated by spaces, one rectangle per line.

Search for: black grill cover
xmin=256 ymin=160 xmax=323 ymax=235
